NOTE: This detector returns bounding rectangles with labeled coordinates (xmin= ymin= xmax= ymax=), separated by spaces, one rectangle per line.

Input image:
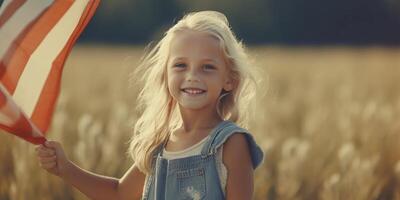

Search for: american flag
xmin=0 ymin=0 xmax=100 ymax=145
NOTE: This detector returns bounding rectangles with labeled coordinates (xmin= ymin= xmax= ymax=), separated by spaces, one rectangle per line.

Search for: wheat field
xmin=1 ymin=45 xmax=400 ymax=200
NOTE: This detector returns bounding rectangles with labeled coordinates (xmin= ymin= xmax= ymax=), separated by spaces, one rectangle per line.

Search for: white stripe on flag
xmin=0 ymin=99 xmax=20 ymax=126
xmin=0 ymin=0 xmax=53 ymax=60
xmin=13 ymin=0 xmax=90 ymax=117
xmin=0 ymin=83 xmax=20 ymax=126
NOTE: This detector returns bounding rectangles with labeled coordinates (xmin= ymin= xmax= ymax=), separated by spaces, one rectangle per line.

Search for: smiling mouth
xmin=181 ymin=88 xmax=206 ymax=95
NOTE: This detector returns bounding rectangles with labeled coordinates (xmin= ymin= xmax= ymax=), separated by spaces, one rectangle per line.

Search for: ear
xmin=223 ymin=78 xmax=234 ymax=92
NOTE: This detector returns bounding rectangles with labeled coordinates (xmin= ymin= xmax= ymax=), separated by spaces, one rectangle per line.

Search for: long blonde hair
xmin=128 ymin=11 xmax=262 ymax=174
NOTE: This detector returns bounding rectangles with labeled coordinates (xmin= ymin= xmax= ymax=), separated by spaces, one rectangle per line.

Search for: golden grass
xmin=1 ymin=45 xmax=400 ymax=200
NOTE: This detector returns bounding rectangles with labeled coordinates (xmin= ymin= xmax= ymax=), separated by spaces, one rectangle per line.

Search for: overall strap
xmin=200 ymin=120 xmax=236 ymax=156
xmin=201 ymin=121 xmax=265 ymax=169
xmin=152 ymin=142 xmax=166 ymax=158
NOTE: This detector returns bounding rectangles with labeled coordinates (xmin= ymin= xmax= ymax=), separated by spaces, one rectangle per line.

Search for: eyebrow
xmin=172 ymin=57 xmax=218 ymax=64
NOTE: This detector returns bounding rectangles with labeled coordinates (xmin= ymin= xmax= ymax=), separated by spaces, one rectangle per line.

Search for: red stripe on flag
xmin=0 ymin=0 xmax=73 ymax=94
xmin=0 ymin=90 xmax=6 ymax=107
xmin=0 ymin=0 xmax=27 ymax=28
xmin=0 ymin=113 xmax=46 ymax=145
xmin=0 ymin=85 xmax=46 ymax=145
xmin=31 ymin=0 xmax=101 ymax=133
xmin=0 ymin=20 xmax=36 ymax=93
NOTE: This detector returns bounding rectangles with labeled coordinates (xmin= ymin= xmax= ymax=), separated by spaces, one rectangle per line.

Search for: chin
xmin=178 ymin=102 xmax=209 ymax=110
xmin=180 ymin=104 xmax=206 ymax=110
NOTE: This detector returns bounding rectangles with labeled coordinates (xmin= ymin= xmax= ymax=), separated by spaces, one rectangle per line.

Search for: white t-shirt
xmin=162 ymin=135 xmax=228 ymax=196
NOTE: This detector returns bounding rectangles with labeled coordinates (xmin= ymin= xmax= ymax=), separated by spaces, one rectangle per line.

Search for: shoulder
xmin=212 ymin=121 xmax=265 ymax=169
xmin=223 ymin=133 xmax=250 ymax=155
xmin=222 ymin=133 xmax=253 ymax=169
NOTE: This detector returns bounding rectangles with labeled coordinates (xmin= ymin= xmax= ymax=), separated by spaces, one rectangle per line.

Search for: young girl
xmin=36 ymin=11 xmax=264 ymax=200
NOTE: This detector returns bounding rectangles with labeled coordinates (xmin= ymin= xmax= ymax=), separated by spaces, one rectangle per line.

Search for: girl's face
xmin=167 ymin=30 xmax=233 ymax=111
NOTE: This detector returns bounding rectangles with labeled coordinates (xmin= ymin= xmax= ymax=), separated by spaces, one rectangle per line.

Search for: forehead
xmin=169 ymin=30 xmax=225 ymax=62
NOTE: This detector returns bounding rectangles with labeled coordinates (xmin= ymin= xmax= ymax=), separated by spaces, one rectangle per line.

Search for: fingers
xmin=35 ymin=141 xmax=65 ymax=175
xmin=40 ymin=161 xmax=56 ymax=169
xmin=44 ymin=140 xmax=62 ymax=149
xmin=36 ymin=145 xmax=57 ymax=170
xmin=39 ymin=157 xmax=57 ymax=169
xmin=35 ymin=144 xmax=55 ymax=157
xmin=39 ymin=155 xmax=57 ymax=164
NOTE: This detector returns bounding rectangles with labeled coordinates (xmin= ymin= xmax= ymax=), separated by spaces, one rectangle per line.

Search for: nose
xmin=186 ymin=65 xmax=200 ymax=82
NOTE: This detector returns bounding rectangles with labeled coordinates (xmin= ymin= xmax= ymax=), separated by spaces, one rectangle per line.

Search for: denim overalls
xmin=141 ymin=120 xmax=264 ymax=200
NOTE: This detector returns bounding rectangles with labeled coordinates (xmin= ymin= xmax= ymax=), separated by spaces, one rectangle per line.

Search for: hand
xmin=35 ymin=140 xmax=71 ymax=177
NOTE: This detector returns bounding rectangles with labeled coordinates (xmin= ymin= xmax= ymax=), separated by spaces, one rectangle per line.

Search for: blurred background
xmin=1 ymin=0 xmax=400 ymax=199
xmin=80 ymin=0 xmax=400 ymax=45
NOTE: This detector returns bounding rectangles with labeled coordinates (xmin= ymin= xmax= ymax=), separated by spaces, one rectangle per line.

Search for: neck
xmin=178 ymin=105 xmax=223 ymax=133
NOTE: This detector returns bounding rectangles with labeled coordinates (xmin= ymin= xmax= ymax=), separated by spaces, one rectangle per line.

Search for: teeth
xmin=183 ymin=89 xmax=205 ymax=94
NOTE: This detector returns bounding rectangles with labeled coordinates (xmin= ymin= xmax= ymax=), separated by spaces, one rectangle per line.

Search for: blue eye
xmin=204 ymin=64 xmax=216 ymax=70
xmin=174 ymin=63 xmax=186 ymax=68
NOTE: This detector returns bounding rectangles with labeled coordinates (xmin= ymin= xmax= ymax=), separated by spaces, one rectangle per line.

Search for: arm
xmin=63 ymin=161 xmax=146 ymax=200
xmin=62 ymin=161 xmax=120 ymax=200
xmin=36 ymin=141 xmax=145 ymax=200
xmin=223 ymin=133 xmax=254 ymax=200
xmin=118 ymin=163 xmax=146 ymax=200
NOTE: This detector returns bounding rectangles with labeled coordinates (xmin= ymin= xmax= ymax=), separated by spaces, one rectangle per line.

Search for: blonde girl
xmin=36 ymin=11 xmax=264 ymax=200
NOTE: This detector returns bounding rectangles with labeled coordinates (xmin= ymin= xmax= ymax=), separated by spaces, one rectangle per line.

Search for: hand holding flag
xmin=36 ymin=140 xmax=70 ymax=177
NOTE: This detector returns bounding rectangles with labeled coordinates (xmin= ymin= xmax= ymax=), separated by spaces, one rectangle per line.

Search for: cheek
xmin=209 ymin=75 xmax=225 ymax=89
xmin=166 ymin=70 xmax=174 ymax=85
xmin=167 ymin=73 xmax=181 ymax=94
